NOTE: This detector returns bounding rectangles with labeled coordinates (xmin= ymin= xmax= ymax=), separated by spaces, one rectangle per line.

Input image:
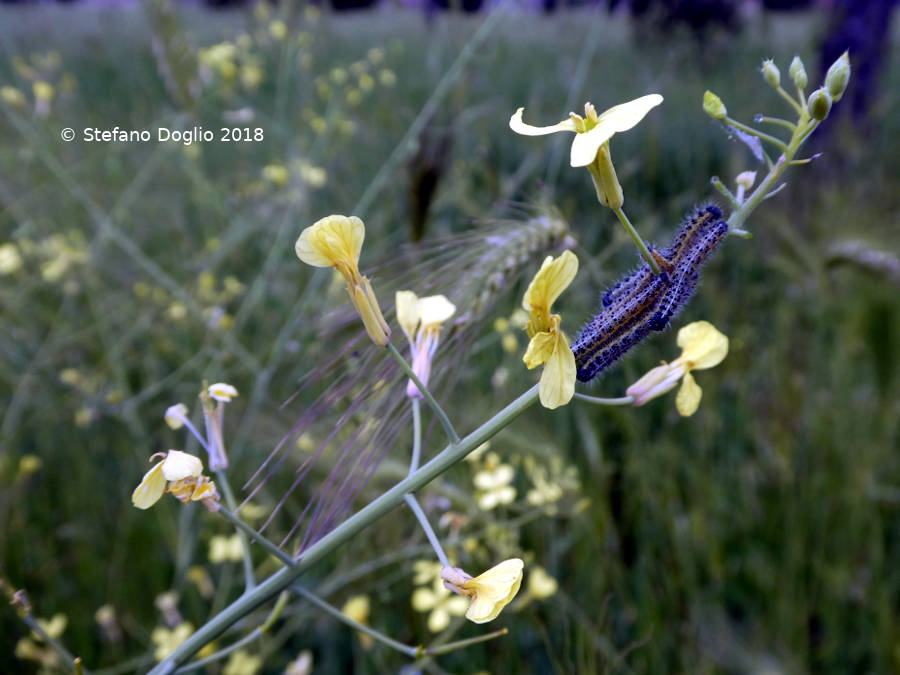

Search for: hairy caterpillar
xmin=572 ymin=205 xmax=728 ymax=382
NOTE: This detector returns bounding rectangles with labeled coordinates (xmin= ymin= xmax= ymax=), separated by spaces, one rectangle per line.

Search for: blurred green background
xmin=1 ymin=1 xmax=898 ymax=673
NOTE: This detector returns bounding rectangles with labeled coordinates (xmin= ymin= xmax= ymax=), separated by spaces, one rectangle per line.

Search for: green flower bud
xmin=761 ymin=59 xmax=780 ymax=88
xmin=825 ymin=51 xmax=851 ymax=102
xmin=702 ymin=90 xmax=727 ymax=121
xmin=807 ymin=87 xmax=832 ymax=121
xmin=789 ymin=56 xmax=807 ymax=90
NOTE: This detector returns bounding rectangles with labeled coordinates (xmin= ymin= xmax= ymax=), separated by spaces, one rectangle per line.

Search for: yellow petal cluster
xmin=441 ymin=559 xmax=525 ymax=624
xmin=626 ymin=321 xmax=729 ymax=416
xmin=131 ymin=450 xmax=220 ymax=511
xmin=521 ymin=251 xmax=578 ymax=409
xmin=296 ymin=215 xmax=390 ymax=346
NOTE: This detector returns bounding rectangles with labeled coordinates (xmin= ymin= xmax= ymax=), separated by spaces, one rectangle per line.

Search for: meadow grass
xmin=0 ymin=3 xmax=897 ymax=673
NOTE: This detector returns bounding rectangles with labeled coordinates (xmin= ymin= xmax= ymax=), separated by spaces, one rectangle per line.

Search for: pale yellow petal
xmin=676 ymin=321 xmax=729 ymax=370
xmin=462 ymin=558 xmax=524 ymax=624
xmin=595 ymin=94 xmax=663 ymax=135
xmin=527 ymin=567 xmax=558 ymax=599
xmin=427 ymin=607 xmax=450 ymax=633
xmin=411 ymin=588 xmax=437 ymax=612
xmin=418 ymin=295 xmax=456 ymax=327
xmin=522 ymin=250 xmax=578 ymax=312
xmin=208 ymin=382 xmax=238 ymax=402
xmin=675 ymin=372 xmax=702 ymax=417
xmin=132 ymin=462 xmax=166 ymax=509
xmin=160 ymin=450 xmax=203 ymax=481
xmin=295 ymin=215 xmax=364 ymax=268
xmin=395 ymin=290 xmax=420 ymax=338
xmin=509 ymin=107 xmax=577 ymax=136
xmin=538 ymin=333 xmax=576 ymax=410
xmin=523 ymin=331 xmax=556 ymax=369
xmin=570 ymin=127 xmax=606 ymax=167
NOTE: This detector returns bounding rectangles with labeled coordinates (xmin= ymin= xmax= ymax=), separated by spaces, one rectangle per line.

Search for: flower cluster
xmin=522 ymin=250 xmax=579 ymax=409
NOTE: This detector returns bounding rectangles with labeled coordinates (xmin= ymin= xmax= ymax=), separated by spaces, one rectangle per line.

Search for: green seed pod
xmin=761 ymin=59 xmax=780 ymax=88
xmin=807 ymin=87 xmax=832 ymax=121
xmin=825 ymin=51 xmax=851 ymax=102
xmin=702 ymin=90 xmax=727 ymax=121
xmin=789 ymin=56 xmax=807 ymax=90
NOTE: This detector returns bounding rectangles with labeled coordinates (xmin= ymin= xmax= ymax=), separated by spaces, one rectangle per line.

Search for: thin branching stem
xmin=215 ymin=471 xmax=256 ymax=590
xmin=409 ymin=398 xmax=422 ymax=476
xmin=612 ymin=207 xmax=660 ymax=275
xmin=755 ymin=115 xmax=796 ymax=131
xmin=724 ymin=117 xmax=789 ymax=154
xmin=149 ymin=385 xmax=540 ymax=674
xmin=573 ymin=394 xmax=635 ymax=406
xmin=387 ymin=342 xmax=460 ymax=444
xmin=404 ymin=494 xmax=451 ymax=568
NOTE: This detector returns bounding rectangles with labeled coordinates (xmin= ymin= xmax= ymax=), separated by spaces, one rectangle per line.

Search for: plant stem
xmin=755 ymin=115 xmax=796 ymax=131
xmin=409 ymin=398 xmax=422 ymax=475
xmin=217 ymin=505 xmax=295 ymax=568
xmin=292 ymin=585 xmax=419 ymax=657
xmin=724 ymin=117 xmax=789 ymax=154
xmin=149 ymin=385 xmax=540 ymax=674
xmin=215 ymin=471 xmax=256 ymax=591
xmin=387 ymin=341 xmax=460 ymax=444
xmin=611 ymin=207 xmax=660 ymax=275
xmin=404 ymin=494 xmax=451 ymax=568
xmin=420 ymin=628 xmax=509 ymax=656
xmin=20 ymin=613 xmax=84 ymax=674
xmin=573 ymin=394 xmax=635 ymax=406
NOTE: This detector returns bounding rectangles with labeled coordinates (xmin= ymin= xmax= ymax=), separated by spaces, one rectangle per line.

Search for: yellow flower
xmin=411 ymin=579 xmax=468 ymax=632
xmin=295 ymin=215 xmax=390 ymax=346
xmin=441 ymin=559 xmax=524 ymax=624
xmin=341 ymin=594 xmax=374 ymax=649
xmin=131 ymin=450 xmax=220 ymax=511
xmin=208 ymin=382 xmax=238 ymax=402
xmin=521 ymin=251 xmax=578 ymax=409
xmin=473 ymin=455 xmax=516 ymax=510
xmin=0 ymin=86 xmax=26 ymax=107
xmin=626 ymin=321 xmax=729 ymax=416
xmin=224 ymin=649 xmax=262 ymax=675
xmin=164 ymin=403 xmax=189 ymax=429
xmin=209 ymin=534 xmax=243 ymax=563
xmin=510 ymin=95 xmax=662 ymax=208
xmin=526 ymin=566 xmax=558 ymax=600
xmin=396 ymin=290 xmax=456 ymax=398
xmin=151 ymin=622 xmax=194 ymax=662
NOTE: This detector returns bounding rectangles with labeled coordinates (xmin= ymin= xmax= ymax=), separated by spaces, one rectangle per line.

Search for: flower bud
xmin=761 ymin=59 xmax=780 ymax=88
xmin=789 ymin=56 xmax=807 ymax=90
xmin=702 ymin=90 xmax=727 ymax=121
xmin=825 ymin=51 xmax=850 ymax=103
xmin=807 ymin=87 xmax=832 ymax=121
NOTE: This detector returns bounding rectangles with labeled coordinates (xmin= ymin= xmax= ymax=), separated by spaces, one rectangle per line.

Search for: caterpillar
xmin=572 ymin=205 xmax=728 ymax=382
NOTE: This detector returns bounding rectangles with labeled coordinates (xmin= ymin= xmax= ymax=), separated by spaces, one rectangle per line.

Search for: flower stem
xmin=404 ymin=494 xmax=451 ymax=568
xmin=291 ymin=585 xmax=419 ymax=657
xmin=409 ymin=398 xmax=422 ymax=476
xmin=217 ymin=505 xmax=295 ymax=568
xmin=724 ymin=116 xmax=789 ymax=153
xmin=215 ymin=471 xmax=256 ymax=591
xmin=19 ymin=612 xmax=83 ymax=674
xmin=149 ymin=385 xmax=540 ymax=674
xmin=612 ymin=207 xmax=660 ymax=275
xmin=419 ymin=628 xmax=509 ymax=656
xmin=755 ymin=115 xmax=796 ymax=131
xmin=387 ymin=341 xmax=460 ymax=444
xmin=573 ymin=393 xmax=635 ymax=406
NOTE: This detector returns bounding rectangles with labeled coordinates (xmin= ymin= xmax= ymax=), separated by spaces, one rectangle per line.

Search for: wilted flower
xmin=441 ymin=558 xmax=524 ymax=624
xmin=510 ymin=95 xmax=662 ymax=208
xmin=522 ymin=251 xmax=578 ymax=409
xmin=396 ymin=291 xmax=456 ymax=399
xmin=131 ymin=450 xmax=220 ymax=511
xmin=295 ymin=215 xmax=390 ymax=346
xmin=626 ymin=321 xmax=729 ymax=416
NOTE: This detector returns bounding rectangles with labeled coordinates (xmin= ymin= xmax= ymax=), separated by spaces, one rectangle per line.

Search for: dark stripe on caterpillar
xmin=572 ymin=205 xmax=727 ymax=382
